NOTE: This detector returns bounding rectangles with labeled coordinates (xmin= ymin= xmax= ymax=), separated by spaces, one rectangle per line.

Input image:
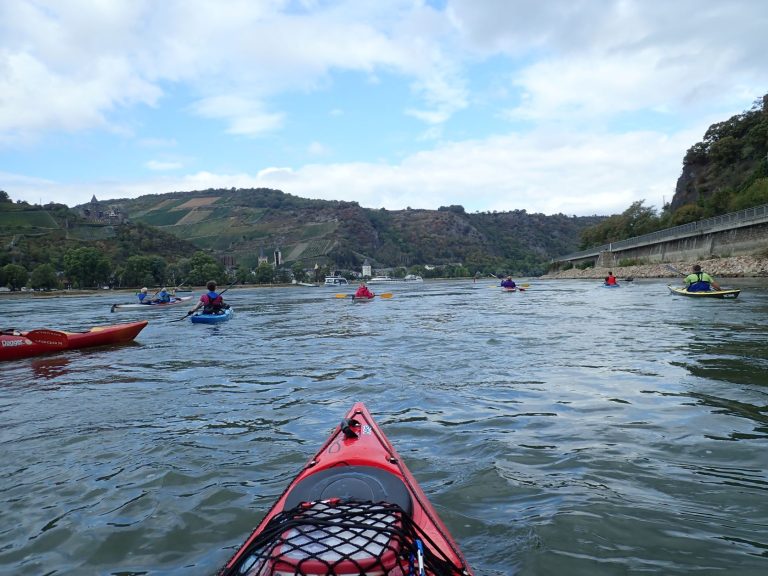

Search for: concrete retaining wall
xmin=593 ymin=222 xmax=768 ymax=268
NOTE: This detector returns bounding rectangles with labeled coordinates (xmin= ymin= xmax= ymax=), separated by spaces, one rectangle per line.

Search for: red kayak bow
xmin=218 ymin=402 xmax=472 ymax=576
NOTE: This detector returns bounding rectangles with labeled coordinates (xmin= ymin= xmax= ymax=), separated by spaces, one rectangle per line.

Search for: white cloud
xmin=0 ymin=0 xmax=468 ymax=143
xmin=2 ymin=1 xmax=767 ymax=216
xmin=190 ymin=95 xmax=284 ymax=137
xmin=5 ymin=126 xmax=698 ymax=216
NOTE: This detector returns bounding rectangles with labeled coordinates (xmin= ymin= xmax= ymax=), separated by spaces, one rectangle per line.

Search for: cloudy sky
xmin=1 ymin=0 xmax=766 ymax=216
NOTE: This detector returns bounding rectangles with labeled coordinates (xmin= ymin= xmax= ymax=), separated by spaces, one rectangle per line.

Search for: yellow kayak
xmin=667 ymin=285 xmax=740 ymax=299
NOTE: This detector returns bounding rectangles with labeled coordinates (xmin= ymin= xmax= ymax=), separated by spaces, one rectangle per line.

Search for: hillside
xmin=672 ymin=94 xmax=768 ymax=216
xmin=0 ymin=195 xmax=198 ymax=275
xmin=576 ymin=93 xmax=768 ymax=250
xmin=80 ymin=189 xmax=603 ymax=276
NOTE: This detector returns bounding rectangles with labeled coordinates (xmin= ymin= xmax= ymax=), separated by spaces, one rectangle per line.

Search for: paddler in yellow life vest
xmin=684 ymin=264 xmax=721 ymax=292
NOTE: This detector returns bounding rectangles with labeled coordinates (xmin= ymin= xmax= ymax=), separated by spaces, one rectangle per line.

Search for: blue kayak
xmin=190 ymin=308 xmax=233 ymax=324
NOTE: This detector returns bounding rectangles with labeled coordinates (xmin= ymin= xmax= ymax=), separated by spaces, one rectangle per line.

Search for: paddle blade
xmin=378 ymin=293 xmax=393 ymax=298
xmin=25 ymin=329 xmax=68 ymax=347
xmin=665 ymin=264 xmax=684 ymax=276
xmin=335 ymin=293 xmax=349 ymax=298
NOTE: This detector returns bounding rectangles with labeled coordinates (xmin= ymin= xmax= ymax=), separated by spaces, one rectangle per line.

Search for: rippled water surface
xmin=1 ymin=279 xmax=767 ymax=575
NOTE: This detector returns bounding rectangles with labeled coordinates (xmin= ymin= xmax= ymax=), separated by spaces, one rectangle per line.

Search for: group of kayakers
xmin=137 ymin=286 xmax=175 ymax=304
xmin=600 ymin=264 xmax=721 ymax=292
xmin=137 ymin=266 xmax=723 ymax=312
xmin=136 ymin=280 xmax=230 ymax=314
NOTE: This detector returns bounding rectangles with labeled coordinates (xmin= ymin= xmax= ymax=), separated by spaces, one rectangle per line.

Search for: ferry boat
xmin=324 ymin=276 xmax=349 ymax=286
xmin=367 ymin=274 xmax=423 ymax=284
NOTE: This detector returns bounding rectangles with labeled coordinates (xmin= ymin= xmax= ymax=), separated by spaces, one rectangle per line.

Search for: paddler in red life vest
xmin=189 ymin=280 xmax=228 ymax=315
xmin=354 ymin=282 xmax=375 ymax=299
xmin=605 ymin=271 xmax=618 ymax=285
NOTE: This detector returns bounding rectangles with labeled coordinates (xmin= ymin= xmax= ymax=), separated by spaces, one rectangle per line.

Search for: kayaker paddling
xmin=353 ymin=282 xmax=375 ymax=299
xmin=684 ymin=264 xmax=721 ymax=292
xmin=189 ymin=280 xmax=229 ymax=315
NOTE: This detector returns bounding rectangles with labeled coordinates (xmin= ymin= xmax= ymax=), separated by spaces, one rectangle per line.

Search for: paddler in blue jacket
xmin=137 ymin=287 xmax=150 ymax=304
xmin=153 ymin=287 xmax=172 ymax=303
xmin=500 ymin=276 xmax=516 ymax=288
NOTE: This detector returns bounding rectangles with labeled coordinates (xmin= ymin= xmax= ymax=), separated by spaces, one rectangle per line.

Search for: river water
xmin=1 ymin=279 xmax=767 ymax=575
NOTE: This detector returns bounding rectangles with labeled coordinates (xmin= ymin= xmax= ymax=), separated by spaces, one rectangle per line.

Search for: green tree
xmin=579 ymin=201 xmax=660 ymax=248
xmin=187 ymin=251 xmax=224 ymax=286
xmin=254 ymin=262 xmax=275 ymax=284
xmin=729 ymin=178 xmax=768 ymax=212
xmin=670 ymin=204 xmax=704 ymax=226
xmin=122 ymin=255 xmax=168 ymax=287
xmin=291 ymin=262 xmax=307 ymax=283
xmin=234 ymin=265 xmax=253 ymax=284
xmin=275 ymin=268 xmax=292 ymax=283
xmin=63 ymin=247 xmax=111 ymax=288
xmin=29 ymin=263 xmax=59 ymax=290
xmin=2 ymin=263 xmax=29 ymax=290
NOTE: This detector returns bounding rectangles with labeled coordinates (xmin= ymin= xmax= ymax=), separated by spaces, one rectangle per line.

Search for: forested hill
xmin=0 ymin=194 xmax=198 ymax=279
xmin=83 ymin=189 xmax=604 ymax=276
xmin=577 ymin=93 xmax=768 ymax=251
xmin=671 ymin=93 xmax=768 ymax=219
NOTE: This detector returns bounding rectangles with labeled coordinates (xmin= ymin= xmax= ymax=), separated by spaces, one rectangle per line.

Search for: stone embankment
xmin=542 ymin=255 xmax=768 ymax=279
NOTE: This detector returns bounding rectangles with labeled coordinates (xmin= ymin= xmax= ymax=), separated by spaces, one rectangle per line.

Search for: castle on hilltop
xmin=81 ymin=195 xmax=125 ymax=223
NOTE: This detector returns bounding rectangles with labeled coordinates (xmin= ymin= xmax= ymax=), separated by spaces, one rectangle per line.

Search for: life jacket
xmin=355 ymin=287 xmax=373 ymax=299
xmin=201 ymin=291 xmax=224 ymax=313
xmin=606 ymin=276 xmax=617 ymax=285
xmin=687 ymin=273 xmax=711 ymax=292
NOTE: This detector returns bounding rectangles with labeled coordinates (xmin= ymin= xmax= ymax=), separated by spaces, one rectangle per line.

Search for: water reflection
xmin=31 ymin=356 xmax=71 ymax=380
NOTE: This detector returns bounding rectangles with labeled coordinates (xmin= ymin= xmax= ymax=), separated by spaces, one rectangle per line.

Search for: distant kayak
xmin=217 ymin=402 xmax=473 ymax=576
xmin=190 ymin=307 xmax=234 ymax=323
xmin=1 ymin=320 xmax=148 ymax=362
xmin=668 ymin=285 xmax=740 ymax=299
xmin=602 ymin=283 xmax=620 ymax=288
xmin=111 ymin=296 xmax=193 ymax=312
xmin=502 ymin=287 xmax=517 ymax=292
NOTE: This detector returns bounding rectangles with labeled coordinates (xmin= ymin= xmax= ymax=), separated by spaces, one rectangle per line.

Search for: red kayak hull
xmin=219 ymin=402 xmax=472 ymax=575
xmin=0 ymin=320 xmax=148 ymax=362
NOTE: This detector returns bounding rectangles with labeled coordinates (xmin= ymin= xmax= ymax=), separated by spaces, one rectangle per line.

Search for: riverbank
xmin=541 ymin=255 xmax=768 ymax=279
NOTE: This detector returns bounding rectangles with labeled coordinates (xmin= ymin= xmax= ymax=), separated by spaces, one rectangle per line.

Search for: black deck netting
xmin=220 ymin=499 xmax=468 ymax=576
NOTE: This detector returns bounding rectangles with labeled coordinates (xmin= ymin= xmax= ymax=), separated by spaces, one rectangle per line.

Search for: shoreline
xmin=541 ymin=255 xmax=768 ymax=279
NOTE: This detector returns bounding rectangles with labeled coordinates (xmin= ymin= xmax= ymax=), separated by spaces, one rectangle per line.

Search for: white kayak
xmin=111 ymin=296 xmax=193 ymax=313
